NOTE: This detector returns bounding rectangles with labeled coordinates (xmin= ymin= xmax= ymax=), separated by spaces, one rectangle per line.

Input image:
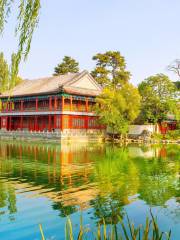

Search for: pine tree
xmin=53 ymin=56 xmax=79 ymax=76
xmin=91 ymin=51 xmax=131 ymax=88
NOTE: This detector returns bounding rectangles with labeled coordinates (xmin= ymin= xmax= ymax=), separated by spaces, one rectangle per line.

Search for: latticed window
xmin=14 ymin=102 xmax=21 ymax=111
xmin=56 ymin=116 xmax=61 ymax=128
xmin=63 ymin=116 xmax=69 ymax=128
xmin=24 ymin=101 xmax=36 ymax=110
xmin=88 ymin=118 xmax=97 ymax=128
xmin=38 ymin=100 xmax=49 ymax=110
xmin=72 ymin=118 xmax=85 ymax=128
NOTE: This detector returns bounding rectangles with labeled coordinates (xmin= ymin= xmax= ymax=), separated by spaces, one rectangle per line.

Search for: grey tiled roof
xmin=1 ymin=71 xmax=101 ymax=97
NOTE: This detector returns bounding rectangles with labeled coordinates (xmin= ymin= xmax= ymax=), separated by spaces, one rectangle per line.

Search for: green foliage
xmin=174 ymin=81 xmax=180 ymax=90
xmin=9 ymin=53 xmax=23 ymax=89
xmin=0 ymin=0 xmax=13 ymax=33
xmin=0 ymin=52 xmax=9 ymax=92
xmin=96 ymin=84 xmax=141 ymax=135
xmin=92 ymin=51 xmax=140 ymax=136
xmin=53 ymin=56 xmax=79 ymax=76
xmin=0 ymin=0 xmax=41 ymax=76
xmin=151 ymin=133 xmax=164 ymax=141
xmin=91 ymin=51 xmax=131 ymax=88
xmin=0 ymin=52 xmax=22 ymax=92
xmin=138 ymin=74 xmax=178 ymax=124
xmin=164 ymin=130 xmax=180 ymax=140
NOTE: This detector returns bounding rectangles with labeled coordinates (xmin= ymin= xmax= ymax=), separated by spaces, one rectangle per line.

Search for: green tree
xmin=96 ymin=84 xmax=141 ymax=137
xmin=53 ymin=56 xmax=79 ymax=76
xmin=0 ymin=52 xmax=22 ymax=93
xmin=9 ymin=53 xmax=22 ymax=89
xmin=138 ymin=74 xmax=178 ymax=124
xmin=0 ymin=52 xmax=9 ymax=92
xmin=91 ymin=51 xmax=131 ymax=88
xmin=93 ymin=51 xmax=140 ymax=137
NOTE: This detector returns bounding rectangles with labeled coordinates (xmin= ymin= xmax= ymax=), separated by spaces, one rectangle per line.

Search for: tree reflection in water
xmin=0 ymin=141 xmax=179 ymax=226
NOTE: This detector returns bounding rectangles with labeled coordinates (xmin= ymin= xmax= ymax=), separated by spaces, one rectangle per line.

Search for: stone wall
xmin=128 ymin=125 xmax=158 ymax=135
xmin=0 ymin=129 xmax=105 ymax=142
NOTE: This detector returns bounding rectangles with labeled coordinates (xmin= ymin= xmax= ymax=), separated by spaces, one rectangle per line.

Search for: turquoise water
xmin=0 ymin=142 xmax=179 ymax=239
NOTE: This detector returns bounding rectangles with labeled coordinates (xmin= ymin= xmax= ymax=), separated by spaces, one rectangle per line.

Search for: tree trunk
xmin=112 ymin=127 xmax=115 ymax=142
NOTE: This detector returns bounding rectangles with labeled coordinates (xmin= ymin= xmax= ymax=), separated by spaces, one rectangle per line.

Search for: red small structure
xmin=159 ymin=121 xmax=177 ymax=134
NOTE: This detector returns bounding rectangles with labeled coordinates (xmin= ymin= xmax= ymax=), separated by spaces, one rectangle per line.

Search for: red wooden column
xmin=85 ymin=116 xmax=88 ymax=129
xmin=54 ymin=115 xmax=57 ymax=129
xmin=85 ymin=98 xmax=89 ymax=112
xmin=5 ymin=117 xmax=8 ymax=130
xmin=9 ymin=116 xmax=12 ymax=131
xmin=70 ymin=96 xmax=73 ymax=111
xmin=20 ymin=100 xmax=24 ymax=131
xmin=48 ymin=115 xmax=51 ymax=132
xmin=54 ymin=96 xmax=58 ymax=129
xmin=35 ymin=116 xmax=38 ymax=131
xmin=60 ymin=115 xmax=62 ymax=130
xmin=54 ymin=96 xmax=57 ymax=111
xmin=20 ymin=116 xmax=23 ymax=130
xmin=20 ymin=100 xmax=24 ymax=111
xmin=36 ymin=97 xmax=38 ymax=111
xmin=85 ymin=98 xmax=89 ymax=129
xmin=62 ymin=96 xmax=64 ymax=111
xmin=77 ymin=99 xmax=80 ymax=112
xmin=61 ymin=96 xmax=65 ymax=131
xmin=49 ymin=96 xmax=52 ymax=111
xmin=1 ymin=102 xmax=3 ymax=112
xmin=6 ymin=101 xmax=8 ymax=112
xmin=9 ymin=101 xmax=12 ymax=112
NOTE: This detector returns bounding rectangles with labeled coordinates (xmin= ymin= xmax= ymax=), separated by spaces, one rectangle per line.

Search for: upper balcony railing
xmin=1 ymin=96 xmax=95 ymax=113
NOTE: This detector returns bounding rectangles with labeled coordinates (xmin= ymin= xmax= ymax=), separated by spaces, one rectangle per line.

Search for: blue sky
xmin=0 ymin=0 xmax=180 ymax=85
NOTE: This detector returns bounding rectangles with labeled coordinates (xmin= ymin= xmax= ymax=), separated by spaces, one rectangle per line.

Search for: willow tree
xmin=0 ymin=52 xmax=22 ymax=92
xmin=0 ymin=0 xmax=41 ymax=86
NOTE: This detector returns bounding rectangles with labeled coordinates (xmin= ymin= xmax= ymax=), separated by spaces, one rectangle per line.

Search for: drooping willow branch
xmin=0 ymin=0 xmax=41 ymax=87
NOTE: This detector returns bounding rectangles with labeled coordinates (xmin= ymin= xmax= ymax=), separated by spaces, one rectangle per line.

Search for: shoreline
xmin=106 ymin=138 xmax=180 ymax=144
xmin=0 ymin=133 xmax=179 ymax=145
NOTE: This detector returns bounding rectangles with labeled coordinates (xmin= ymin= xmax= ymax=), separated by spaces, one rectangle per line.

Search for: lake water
xmin=0 ymin=141 xmax=179 ymax=240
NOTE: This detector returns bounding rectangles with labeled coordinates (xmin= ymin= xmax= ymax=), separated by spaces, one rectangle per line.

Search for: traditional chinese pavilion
xmin=0 ymin=71 xmax=104 ymax=138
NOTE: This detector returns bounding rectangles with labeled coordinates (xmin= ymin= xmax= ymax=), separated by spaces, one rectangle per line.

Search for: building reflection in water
xmin=0 ymin=142 xmax=179 ymax=221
